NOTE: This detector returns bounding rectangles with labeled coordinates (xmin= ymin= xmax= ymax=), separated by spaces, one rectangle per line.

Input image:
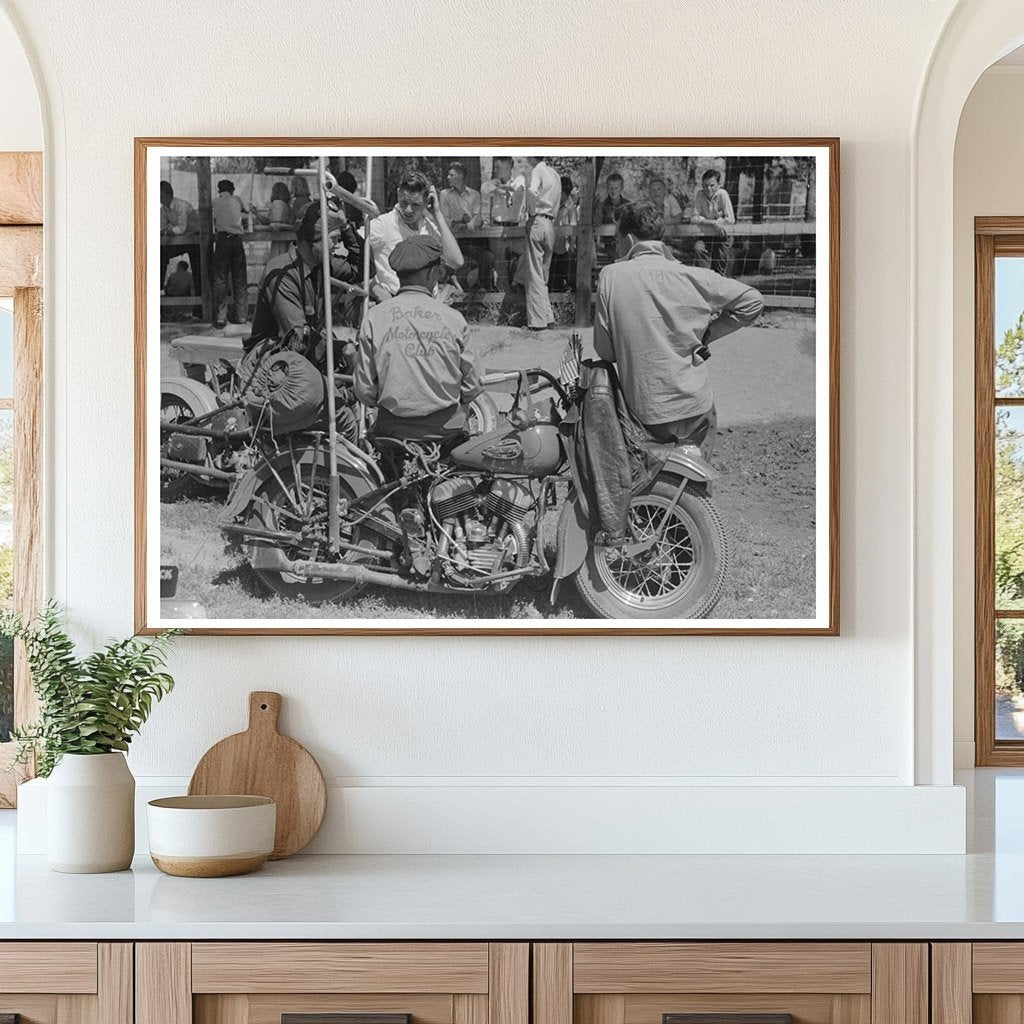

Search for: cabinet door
xmin=0 ymin=943 xmax=131 ymax=1024
xmin=532 ymin=944 xmax=928 ymax=1024
xmin=137 ymin=943 xmax=528 ymax=1024
xmin=943 ymin=943 xmax=1024 ymax=1024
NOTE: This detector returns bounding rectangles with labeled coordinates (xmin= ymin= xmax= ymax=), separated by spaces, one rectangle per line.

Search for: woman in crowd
xmin=253 ymin=181 xmax=297 ymax=258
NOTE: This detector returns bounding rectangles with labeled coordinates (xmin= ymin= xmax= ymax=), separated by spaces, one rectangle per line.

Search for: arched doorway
xmin=913 ymin=0 xmax=1024 ymax=785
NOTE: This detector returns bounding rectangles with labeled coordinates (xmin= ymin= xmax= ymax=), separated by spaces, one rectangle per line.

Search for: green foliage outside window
xmin=996 ymin=312 xmax=1024 ymax=695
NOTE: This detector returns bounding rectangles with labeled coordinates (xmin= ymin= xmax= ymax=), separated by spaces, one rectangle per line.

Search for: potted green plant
xmin=2 ymin=603 xmax=178 ymax=873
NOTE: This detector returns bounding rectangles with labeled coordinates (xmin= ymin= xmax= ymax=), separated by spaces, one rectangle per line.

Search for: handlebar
xmin=481 ymin=366 xmax=571 ymax=407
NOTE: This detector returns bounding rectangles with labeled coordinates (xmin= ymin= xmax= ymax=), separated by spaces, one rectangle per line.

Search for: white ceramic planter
xmin=46 ymin=752 xmax=135 ymax=873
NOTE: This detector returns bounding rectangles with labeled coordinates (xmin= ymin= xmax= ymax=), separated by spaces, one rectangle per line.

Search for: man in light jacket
xmin=592 ymin=202 xmax=764 ymax=448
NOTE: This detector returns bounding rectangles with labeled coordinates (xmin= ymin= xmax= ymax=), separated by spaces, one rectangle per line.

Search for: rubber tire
xmin=160 ymin=392 xmax=203 ymax=502
xmin=467 ymin=391 xmax=501 ymax=435
xmin=574 ymin=478 xmax=728 ymax=620
xmin=249 ymin=457 xmax=373 ymax=605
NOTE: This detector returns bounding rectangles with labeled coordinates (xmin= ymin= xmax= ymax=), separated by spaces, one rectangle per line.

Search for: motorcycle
xmin=218 ymin=357 xmax=729 ymax=620
xmin=159 ymin=331 xmax=502 ymax=500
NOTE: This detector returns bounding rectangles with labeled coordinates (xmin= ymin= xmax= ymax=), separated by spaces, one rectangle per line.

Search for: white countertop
xmin=1 ymin=769 xmax=1021 ymax=941
xmin=0 ymin=849 xmax=1022 ymax=940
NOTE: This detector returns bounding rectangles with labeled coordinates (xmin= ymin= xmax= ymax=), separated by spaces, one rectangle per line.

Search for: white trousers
xmin=524 ymin=216 xmax=555 ymax=328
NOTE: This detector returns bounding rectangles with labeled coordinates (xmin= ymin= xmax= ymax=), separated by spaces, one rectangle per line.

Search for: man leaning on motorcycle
xmin=591 ymin=200 xmax=765 ymax=450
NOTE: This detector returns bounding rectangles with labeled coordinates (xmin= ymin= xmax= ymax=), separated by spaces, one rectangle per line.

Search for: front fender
xmin=553 ymin=490 xmax=590 ymax=582
xmin=552 ymin=445 xmax=716 ymax=585
xmin=160 ymin=377 xmax=219 ymax=419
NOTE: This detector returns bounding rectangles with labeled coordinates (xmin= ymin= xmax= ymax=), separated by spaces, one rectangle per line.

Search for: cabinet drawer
xmin=140 ymin=943 xmax=529 ymax=1024
xmin=191 ymin=943 xmax=491 ymax=994
xmin=0 ymin=942 xmax=98 ymax=993
xmin=572 ymin=944 xmax=872 ymax=994
xmin=531 ymin=944 xmax=926 ymax=1024
xmin=0 ymin=943 xmax=130 ymax=1024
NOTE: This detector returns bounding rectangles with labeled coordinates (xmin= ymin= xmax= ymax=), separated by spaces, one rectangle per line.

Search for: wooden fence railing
xmin=158 ymin=219 xmax=817 ymax=325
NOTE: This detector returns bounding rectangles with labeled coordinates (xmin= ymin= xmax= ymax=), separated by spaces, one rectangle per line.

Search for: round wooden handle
xmin=248 ymin=691 xmax=282 ymax=733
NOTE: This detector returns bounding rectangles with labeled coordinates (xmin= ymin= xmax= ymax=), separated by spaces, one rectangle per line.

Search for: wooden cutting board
xmin=188 ymin=691 xmax=326 ymax=859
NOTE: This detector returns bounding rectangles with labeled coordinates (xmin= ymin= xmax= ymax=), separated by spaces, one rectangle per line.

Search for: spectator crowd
xmin=159 ymin=157 xmax=740 ymax=331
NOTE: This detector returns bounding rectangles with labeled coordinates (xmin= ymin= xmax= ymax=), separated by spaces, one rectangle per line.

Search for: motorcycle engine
xmin=430 ymin=478 xmax=533 ymax=590
xmin=482 ymin=479 xmax=533 ymax=523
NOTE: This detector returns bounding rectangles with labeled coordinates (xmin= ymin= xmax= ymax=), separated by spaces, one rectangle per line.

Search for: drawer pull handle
xmin=664 ymin=1016 xmax=795 ymax=1024
xmin=283 ymin=1015 xmax=411 ymax=1024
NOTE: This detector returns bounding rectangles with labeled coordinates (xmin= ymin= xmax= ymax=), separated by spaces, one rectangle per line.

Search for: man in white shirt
xmin=439 ymin=161 xmax=492 ymax=290
xmin=211 ymin=179 xmax=251 ymax=327
xmin=649 ymin=177 xmax=683 ymax=226
xmin=691 ymin=168 xmax=736 ymax=275
xmin=521 ymin=156 xmax=561 ymax=329
xmin=481 ymin=156 xmax=526 ymax=289
xmin=368 ymin=170 xmax=464 ymax=297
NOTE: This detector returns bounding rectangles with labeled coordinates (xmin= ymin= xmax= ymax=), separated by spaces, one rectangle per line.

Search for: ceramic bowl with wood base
xmin=147 ymin=795 xmax=276 ymax=877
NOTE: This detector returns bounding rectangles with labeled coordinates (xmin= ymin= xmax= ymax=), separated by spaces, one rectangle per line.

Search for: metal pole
xmin=318 ymin=155 xmax=341 ymax=554
xmin=357 ymin=155 xmax=374 ymax=441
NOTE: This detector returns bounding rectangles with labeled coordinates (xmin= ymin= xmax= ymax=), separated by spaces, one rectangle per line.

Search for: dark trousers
xmin=375 ymin=404 xmax=469 ymax=442
xmin=212 ymin=232 xmax=248 ymax=324
xmin=454 ymin=245 xmax=495 ymax=291
xmin=549 ymin=250 xmax=576 ymax=291
xmin=693 ymin=234 xmax=733 ymax=276
xmin=646 ymin=405 xmax=717 ymax=456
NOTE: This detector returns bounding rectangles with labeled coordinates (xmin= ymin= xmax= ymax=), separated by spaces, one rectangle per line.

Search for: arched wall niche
xmin=913 ymin=0 xmax=1024 ymax=784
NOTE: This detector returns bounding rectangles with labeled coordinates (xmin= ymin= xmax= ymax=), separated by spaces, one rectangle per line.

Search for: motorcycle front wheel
xmin=248 ymin=455 xmax=376 ymax=605
xmin=574 ymin=479 xmax=728 ymax=620
xmin=160 ymin=392 xmax=203 ymax=501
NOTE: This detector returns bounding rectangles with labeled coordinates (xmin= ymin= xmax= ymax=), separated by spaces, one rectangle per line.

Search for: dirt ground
xmin=159 ymin=313 xmax=817 ymax=620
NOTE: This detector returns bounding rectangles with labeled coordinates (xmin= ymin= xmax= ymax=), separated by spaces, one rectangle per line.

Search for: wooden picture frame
xmin=0 ymin=151 xmax=44 ymax=805
xmin=136 ymin=137 xmax=839 ymax=636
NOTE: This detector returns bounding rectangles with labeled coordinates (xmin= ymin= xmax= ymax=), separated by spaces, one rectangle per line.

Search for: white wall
xmin=952 ymin=65 xmax=1024 ymax=767
xmin=0 ymin=0 xmax=973 ymax=852
xmin=0 ymin=6 xmax=40 ymax=152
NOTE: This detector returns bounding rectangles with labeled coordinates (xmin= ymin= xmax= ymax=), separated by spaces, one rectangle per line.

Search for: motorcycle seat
xmin=371 ymin=435 xmax=436 ymax=453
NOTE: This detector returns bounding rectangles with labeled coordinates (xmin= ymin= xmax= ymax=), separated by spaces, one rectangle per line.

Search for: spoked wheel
xmin=160 ymin=392 xmax=202 ymax=501
xmin=574 ymin=478 xmax=728 ymax=620
xmin=248 ymin=453 xmax=378 ymax=605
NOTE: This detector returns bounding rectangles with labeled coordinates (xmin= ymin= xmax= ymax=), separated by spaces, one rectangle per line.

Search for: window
xmin=0 ymin=150 xmax=43 ymax=805
xmin=0 ymin=303 xmax=13 ymax=745
xmin=975 ymin=221 xmax=1024 ymax=764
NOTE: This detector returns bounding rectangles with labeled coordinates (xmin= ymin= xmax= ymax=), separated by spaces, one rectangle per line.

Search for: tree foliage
xmin=996 ymin=312 xmax=1024 ymax=609
xmin=0 ymin=603 xmax=180 ymax=776
xmin=996 ymin=312 xmax=1024 ymax=691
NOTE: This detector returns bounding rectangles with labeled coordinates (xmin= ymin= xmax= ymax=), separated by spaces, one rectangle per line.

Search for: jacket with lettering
xmin=354 ymin=285 xmax=483 ymax=418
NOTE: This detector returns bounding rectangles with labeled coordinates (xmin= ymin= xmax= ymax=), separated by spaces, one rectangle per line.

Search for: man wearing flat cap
xmin=354 ymin=235 xmax=483 ymax=441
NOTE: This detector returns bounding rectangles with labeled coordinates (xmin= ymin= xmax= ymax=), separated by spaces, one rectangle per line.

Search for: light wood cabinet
xmin=0 ymin=937 xmax=952 ymax=1024
xmin=532 ymin=943 xmax=928 ymax=1024
xmin=0 ymin=943 xmax=131 ymax=1024
xmin=136 ymin=944 xmax=528 ymax=1024
xmin=931 ymin=943 xmax=1024 ymax=1024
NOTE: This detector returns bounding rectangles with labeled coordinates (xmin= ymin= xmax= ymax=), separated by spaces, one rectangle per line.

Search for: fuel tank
xmin=451 ymin=423 xmax=564 ymax=477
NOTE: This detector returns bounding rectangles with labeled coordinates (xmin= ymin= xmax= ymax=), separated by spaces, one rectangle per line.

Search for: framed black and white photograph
xmin=135 ymin=138 xmax=838 ymax=635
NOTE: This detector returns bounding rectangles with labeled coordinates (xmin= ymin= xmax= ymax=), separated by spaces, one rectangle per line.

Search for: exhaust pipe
xmin=251 ymin=543 xmax=423 ymax=591
xmin=250 ymin=543 xmax=540 ymax=593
